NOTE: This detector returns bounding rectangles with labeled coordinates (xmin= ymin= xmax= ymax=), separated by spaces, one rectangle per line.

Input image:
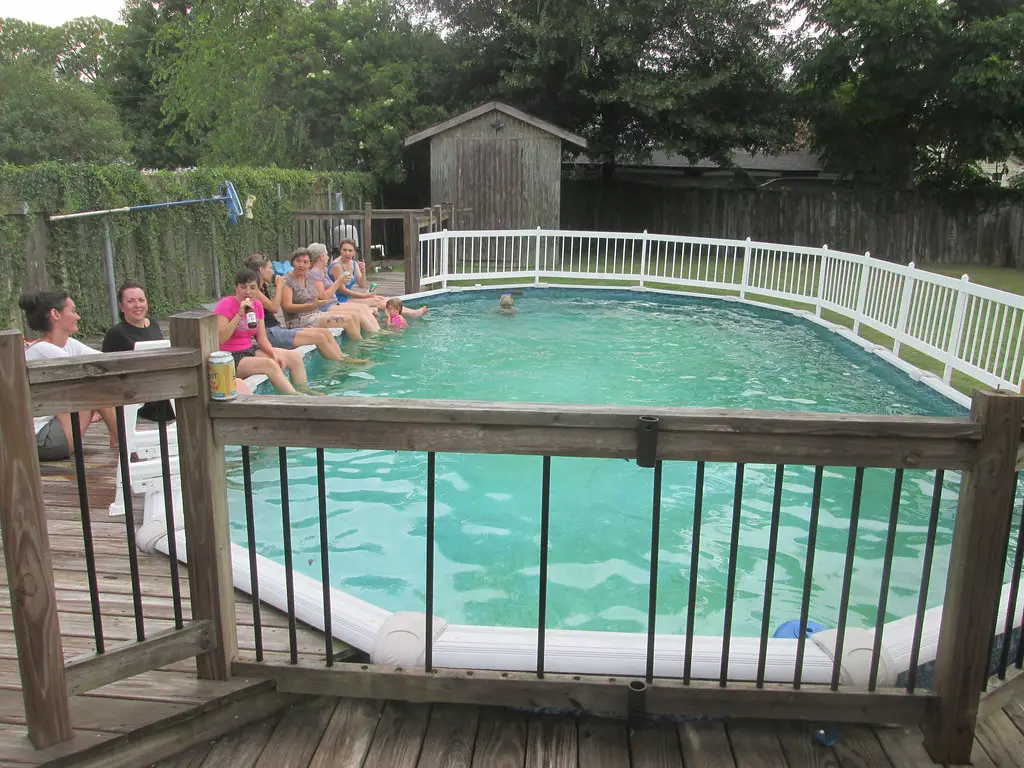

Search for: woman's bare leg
xmin=325 ymin=302 xmax=379 ymax=331
xmin=55 ymin=411 xmax=93 ymax=449
xmin=401 ymin=305 xmax=429 ymax=319
xmin=237 ymin=356 xmax=296 ymax=395
xmin=257 ymin=348 xmax=308 ymax=388
xmin=236 ymin=378 xmax=252 ymax=395
xmin=294 ymin=328 xmax=344 ymax=361
xmin=315 ymin=312 xmax=362 ymax=341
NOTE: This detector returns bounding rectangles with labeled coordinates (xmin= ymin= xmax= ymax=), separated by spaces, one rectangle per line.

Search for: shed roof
xmin=404 ymin=102 xmax=587 ymax=148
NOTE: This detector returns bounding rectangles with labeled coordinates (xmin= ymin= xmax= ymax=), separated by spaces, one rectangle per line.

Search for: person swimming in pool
xmin=497 ymin=293 xmax=517 ymax=315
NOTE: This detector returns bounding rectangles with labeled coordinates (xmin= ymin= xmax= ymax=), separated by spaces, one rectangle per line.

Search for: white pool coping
xmin=140 ymin=283 xmax=1015 ymax=684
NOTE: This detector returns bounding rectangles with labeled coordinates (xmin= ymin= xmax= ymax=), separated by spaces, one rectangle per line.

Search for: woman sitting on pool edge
xmin=241 ymin=253 xmax=367 ymax=364
xmin=213 ymin=269 xmax=315 ymax=395
xmin=281 ymin=247 xmax=380 ymax=332
xmin=327 ymin=240 xmax=428 ymax=319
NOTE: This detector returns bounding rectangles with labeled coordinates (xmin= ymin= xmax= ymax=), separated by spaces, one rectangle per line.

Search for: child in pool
xmin=498 ymin=293 xmax=517 ymax=314
xmin=385 ymin=298 xmax=409 ymax=329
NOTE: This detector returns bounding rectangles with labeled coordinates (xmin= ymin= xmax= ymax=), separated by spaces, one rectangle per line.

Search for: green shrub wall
xmin=0 ymin=164 xmax=372 ymax=335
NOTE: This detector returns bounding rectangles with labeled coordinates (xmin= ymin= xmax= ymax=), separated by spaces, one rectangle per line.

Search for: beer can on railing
xmin=208 ymin=351 xmax=237 ymax=401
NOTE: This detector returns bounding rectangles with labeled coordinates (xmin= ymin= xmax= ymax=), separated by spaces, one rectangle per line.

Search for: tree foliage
xmin=154 ymin=0 xmax=448 ymax=182
xmin=0 ymin=61 xmax=128 ymax=164
xmin=409 ymin=0 xmax=796 ymax=169
xmin=0 ymin=16 xmax=115 ymax=82
xmin=795 ymin=0 xmax=1024 ymax=187
xmin=101 ymin=0 xmax=199 ymax=168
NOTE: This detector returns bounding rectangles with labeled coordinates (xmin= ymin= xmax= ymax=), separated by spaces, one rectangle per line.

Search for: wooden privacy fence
xmin=0 ymin=312 xmax=1023 ymax=765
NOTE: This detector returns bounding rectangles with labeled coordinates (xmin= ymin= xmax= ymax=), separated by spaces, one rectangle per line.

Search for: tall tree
xmin=102 ymin=0 xmax=199 ymax=168
xmin=154 ymin=0 xmax=448 ymax=181
xmin=0 ymin=60 xmax=128 ymax=164
xmin=794 ymin=0 xmax=1024 ymax=187
xmin=0 ymin=16 xmax=115 ymax=82
xmin=410 ymin=0 xmax=796 ymax=171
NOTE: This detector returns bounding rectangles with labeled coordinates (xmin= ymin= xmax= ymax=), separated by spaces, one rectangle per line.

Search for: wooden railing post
xmin=924 ymin=388 xmax=1023 ymax=764
xmin=362 ymin=201 xmax=372 ymax=265
xmin=0 ymin=331 xmax=73 ymax=748
xmin=405 ymin=212 xmax=421 ymax=295
xmin=169 ymin=312 xmax=237 ymax=680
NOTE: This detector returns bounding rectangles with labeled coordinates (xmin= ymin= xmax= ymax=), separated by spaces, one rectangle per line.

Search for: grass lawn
xmin=922 ymin=264 xmax=1024 ymax=295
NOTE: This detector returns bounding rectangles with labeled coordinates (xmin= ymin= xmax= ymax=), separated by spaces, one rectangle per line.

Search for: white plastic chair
xmin=108 ymin=339 xmax=182 ymax=516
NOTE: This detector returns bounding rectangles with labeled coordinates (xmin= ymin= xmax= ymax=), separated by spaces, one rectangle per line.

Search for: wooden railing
xmin=0 ymin=315 xmax=235 ymax=749
xmin=1 ymin=312 xmax=1022 ymax=765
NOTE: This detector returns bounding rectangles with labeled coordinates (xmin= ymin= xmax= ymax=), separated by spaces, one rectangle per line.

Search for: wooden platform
xmin=4 ymin=434 xmax=1024 ymax=767
xmin=0 ymin=432 xmax=333 ymax=766
xmin=153 ymin=697 xmax=1024 ymax=768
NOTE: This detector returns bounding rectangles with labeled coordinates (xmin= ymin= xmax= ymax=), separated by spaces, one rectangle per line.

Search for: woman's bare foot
xmin=403 ymin=305 xmax=429 ymax=319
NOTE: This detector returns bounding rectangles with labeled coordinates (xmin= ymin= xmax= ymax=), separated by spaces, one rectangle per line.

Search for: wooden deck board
xmin=253 ymin=697 xmax=337 ymax=768
xmin=361 ymin=700 xmax=431 ymax=768
xmin=577 ymin=715 xmax=629 ymax=768
xmin=307 ymin=697 xmax=385 ymax=768
xmin=416 ymin=703 xmax=479 ymax=768
xmin=679 ymin=720 xmax=738 ymax=767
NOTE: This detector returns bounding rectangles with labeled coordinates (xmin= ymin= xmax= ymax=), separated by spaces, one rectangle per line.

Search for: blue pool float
xmin=773 ymin=619 xmax=827 ymax=639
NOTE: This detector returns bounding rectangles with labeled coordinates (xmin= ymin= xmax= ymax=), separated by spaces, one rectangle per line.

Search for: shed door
xmin=456 ymin=139 xmax=524 ymax=230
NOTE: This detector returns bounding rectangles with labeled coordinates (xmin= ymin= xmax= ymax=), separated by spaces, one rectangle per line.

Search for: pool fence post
xmin=942 ymin=275 xmax=971 ymax=384
xmin=0 ymin=331 xmax=73 ymax=748
xmin=639 ymin=230 xmax=649 ymax=288
xmin=923 ymin=388 xmax=1023 ymax=765
xmin=739 ymin=237 xmax=752 ymax=299
xmin=169 ymin=311 xmax=238 ymax=680
xmin=852 ymin=251 xmax=871 ymax=335
xmin=534 ymin=227 xmax=542 ymax=283
xmin=441 ymin=229 xmax=449 ymax=289
xmin=815 ymin=245 xmax=829 ymax=317
xmin=892 ymin=262 xmax=916 ymax=356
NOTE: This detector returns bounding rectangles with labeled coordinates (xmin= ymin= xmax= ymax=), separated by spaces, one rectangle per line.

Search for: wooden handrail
xmin=27 ymin=349 xmax=201 ymax=417
xmin=209 ymin=396 xmax=982 ymax=469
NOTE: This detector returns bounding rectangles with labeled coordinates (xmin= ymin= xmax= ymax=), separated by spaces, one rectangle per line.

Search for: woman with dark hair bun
xmin=19 ymin=290 xmax=118 ymax=461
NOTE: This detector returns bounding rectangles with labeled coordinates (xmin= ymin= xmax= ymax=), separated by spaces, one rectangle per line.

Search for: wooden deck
xmin=3 ymin=435 xmax=1024 ymax=767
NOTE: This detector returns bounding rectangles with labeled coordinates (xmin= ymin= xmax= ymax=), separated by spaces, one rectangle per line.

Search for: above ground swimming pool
xmin=228 ymin=288 xmax=1009 ymax=642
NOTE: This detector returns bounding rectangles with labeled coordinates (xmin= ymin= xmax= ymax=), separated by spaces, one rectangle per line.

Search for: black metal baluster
xmin=317 ymin=449 xmax=334 ymax=667
xmin=1003 ymin=490 xmax=1024 ymax=676
xmin=645 ymin=460 xmax=664 ymax=684
xmin=425 ymin=452 xmax=436 ymax=673
xmin=720 ymin=463 xmax=745 ymax=687
xmin=71 ymin=413 xmax=104 ymax=653
xmin=756 ymin=465 xmax=785 ymax=688
xmin=242 ymin=446 xmax=263 ymax=662
xmin=157 ymin=417 xmax=183 ymax=629
xmin=831 ymin=467 xmax=865 ymax=691
xmin=683 ymin=461 xmax=705 ymax=685
xmin=115 ymin=406 xmax=145 ymax=641
xmin=907 ymin=470 xmax=944 ymax=692
xmin=537 ymin=456 xmax=551 ymax=677
xmin=794 ymin=466 xmax=824 ymax=689
xmin=279 ymin=447 xmax=297 ymax=665
xmin=869 ymin=468 xmax=904 ymax=691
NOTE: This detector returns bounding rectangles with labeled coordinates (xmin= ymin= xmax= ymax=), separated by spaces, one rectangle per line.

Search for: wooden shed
xmin=404 ymin=102 xmax=587 ymax=230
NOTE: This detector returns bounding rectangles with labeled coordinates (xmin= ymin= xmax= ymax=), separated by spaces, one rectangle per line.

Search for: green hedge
xmin=0 ymin=164 xmax=373 ymax=335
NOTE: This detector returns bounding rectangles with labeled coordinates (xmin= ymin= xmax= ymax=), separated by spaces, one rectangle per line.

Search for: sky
xmin=0 ymin=0 xmax=123 ymax=25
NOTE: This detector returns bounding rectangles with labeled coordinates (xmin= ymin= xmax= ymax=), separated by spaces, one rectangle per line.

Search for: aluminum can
xmin=208 ymin=351 xmax=237 ymax=401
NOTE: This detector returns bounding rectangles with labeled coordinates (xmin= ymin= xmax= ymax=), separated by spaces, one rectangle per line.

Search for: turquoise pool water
xmin=228 ymin=289 xmax=1016 ymax=637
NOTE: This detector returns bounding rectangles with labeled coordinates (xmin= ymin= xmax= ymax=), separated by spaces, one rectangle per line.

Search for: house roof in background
xmin=405 ymin=102 xmax=588 ymax=148
xmin=574 ymin=149 xmax=827 ymax=173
